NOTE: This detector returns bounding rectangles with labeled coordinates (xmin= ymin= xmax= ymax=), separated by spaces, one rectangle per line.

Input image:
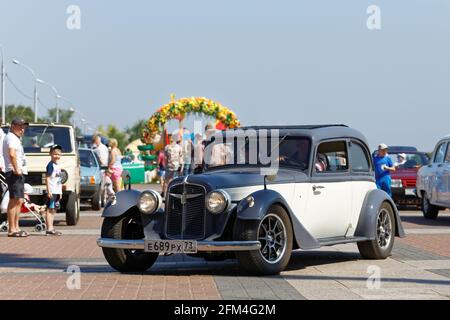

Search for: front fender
xmin=236 ymin=189 xmax=320 ymax=250
xmin=101 ymin=189 xmax=141 ymax=218
xmin=354 ymin=189 xmax=405 ymax=239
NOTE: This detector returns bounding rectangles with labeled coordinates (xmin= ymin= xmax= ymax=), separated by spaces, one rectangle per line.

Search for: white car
xmin=417 ymin=135 xmax=450 ymax=219
xmin=98 ymin=125 xmax=405 ymax=275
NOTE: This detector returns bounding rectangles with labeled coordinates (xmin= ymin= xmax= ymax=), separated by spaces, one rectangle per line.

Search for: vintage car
xmin=417 ymin=136 xmax=450 ymax=219
xmin=97 ymin=124 xmax=405 ymax=275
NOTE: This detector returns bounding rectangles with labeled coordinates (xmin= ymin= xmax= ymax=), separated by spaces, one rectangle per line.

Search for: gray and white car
xmin=417 ymin=136 xmax=450 ymax=219
xmin=97 ymin=125 xmax=405 ymax=275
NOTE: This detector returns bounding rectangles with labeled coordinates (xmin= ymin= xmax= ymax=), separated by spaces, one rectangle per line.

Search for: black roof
xmin=237 ymin=124 xmax=348 ymax=130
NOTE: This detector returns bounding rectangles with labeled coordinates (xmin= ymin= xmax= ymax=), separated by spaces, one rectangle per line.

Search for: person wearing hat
xmin=45 ymin=144 xmax=64 ymax=236
xmin=373 ymin=143 xmax=396 ymax=197
xmin=394 ymin=153 xmax=407 ymax=168
xmin=2 ymin=117 xmax=29 ymax=237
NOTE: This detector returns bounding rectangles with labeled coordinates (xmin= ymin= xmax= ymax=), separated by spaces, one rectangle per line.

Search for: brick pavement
xmin=1 ymin=203 xmax=450 ymax=300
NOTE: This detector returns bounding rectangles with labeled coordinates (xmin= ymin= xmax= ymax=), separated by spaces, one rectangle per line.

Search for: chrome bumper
xmin=96 ymin=238 xmax=261 ymax=252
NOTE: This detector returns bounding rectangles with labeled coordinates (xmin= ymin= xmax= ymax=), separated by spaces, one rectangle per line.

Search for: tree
xmin=42 ymin=108 xmax=75 ymax=125
xmin=125 ymin=119 xmax=147 ymax=144
xmin=3 ymin=104 xmax=45 ymax=123
xmin=97 ymin=124 xmax=127 ymax=151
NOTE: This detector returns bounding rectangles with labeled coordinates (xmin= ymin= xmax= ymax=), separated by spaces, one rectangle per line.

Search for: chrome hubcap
xmin=377 ymin=208 xmax=392 ymax=249
xmin=258 ymin=214 xmax=287 ymax=264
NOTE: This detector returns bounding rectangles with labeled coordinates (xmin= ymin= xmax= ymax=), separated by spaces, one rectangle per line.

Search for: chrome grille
xmin=165 ymin=183 xmax=206 ymax=240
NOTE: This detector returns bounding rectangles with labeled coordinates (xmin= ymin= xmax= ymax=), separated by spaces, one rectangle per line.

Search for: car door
xmin=432 ymin=142 xmax=448 ymax=204
xmin=302 ymin=139 xmax=352 ymax=239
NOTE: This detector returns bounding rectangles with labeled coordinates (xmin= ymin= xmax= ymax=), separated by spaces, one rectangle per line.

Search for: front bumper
xmin=392 ymin=187 xmax=420 ymax=204
xmin=97 ymin=238 xmax=261 ymax=252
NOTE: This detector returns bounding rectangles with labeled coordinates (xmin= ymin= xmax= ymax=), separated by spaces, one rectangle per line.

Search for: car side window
xmin=350 ymin=141 xmax=371 ymax=172
xmin=445 ymin=142 xmax=450 ymax=163
xmin=434 ymin=143 xmax=447 ymax=163
xmin=315 ymin=140 xmax=348 ymax=173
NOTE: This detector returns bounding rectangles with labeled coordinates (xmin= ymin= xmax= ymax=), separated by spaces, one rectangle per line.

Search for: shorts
xmin=376 ymin=175 xmax=392 ymax=197
xmin=5 ymin=171 xmax=25 ymax=199
xmin=164 ymin=169 xmax=178 ymax=183
xmin=110 ymin=167 xmax=123 ymax=182
xmin=46 ymin=194 xmax=61 ymax=210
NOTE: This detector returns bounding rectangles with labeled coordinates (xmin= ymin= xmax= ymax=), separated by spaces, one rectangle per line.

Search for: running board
xmin=318 ymin=236 xmax=370 ymax=246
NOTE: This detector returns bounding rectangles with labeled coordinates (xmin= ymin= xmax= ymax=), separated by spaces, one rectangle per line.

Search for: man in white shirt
xmin=0 ymin=128 xmax=5 ymax=172
xmin=3 ymin=118 xmax=29 ymax=237
xmin=92 ymin=135 xmax=109 ymax=167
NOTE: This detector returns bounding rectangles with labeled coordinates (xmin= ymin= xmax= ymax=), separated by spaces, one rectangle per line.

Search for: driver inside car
xmin=278 ymin=139 xmax=310 ymax=167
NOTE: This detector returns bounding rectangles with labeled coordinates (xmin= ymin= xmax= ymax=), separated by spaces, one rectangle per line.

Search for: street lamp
xmin=37 ymin=79 xmax=61 ymax=123
xmin=12 ymin=59 xmax=39 ymax=122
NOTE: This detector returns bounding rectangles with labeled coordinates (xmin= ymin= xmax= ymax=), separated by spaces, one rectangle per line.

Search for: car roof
xmin=225 ymin=124 xmax=369 ymax=146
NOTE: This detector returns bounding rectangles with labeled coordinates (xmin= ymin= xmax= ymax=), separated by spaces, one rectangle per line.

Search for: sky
xmin=0 ymin=0 xmax=449 ymax=151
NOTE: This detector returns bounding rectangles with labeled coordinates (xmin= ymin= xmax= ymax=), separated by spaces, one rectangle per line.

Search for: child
xmin=45 ymin=145 xmax=63 ymax=236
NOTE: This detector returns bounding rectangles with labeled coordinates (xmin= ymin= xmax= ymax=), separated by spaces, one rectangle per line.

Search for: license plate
xmin=144 ymin=240 xmax=197 ymax=254
xmin=405 ymin=189 xmax=416 ymax=196
xmin=30 ymin=187 xmax=45 ymax=195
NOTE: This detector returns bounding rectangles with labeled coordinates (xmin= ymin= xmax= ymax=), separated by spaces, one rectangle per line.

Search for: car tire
xmin=101 ymin=212 xmax=158 ymax=272
xmin=421 ymin=193 xmax=439 ymax=219
xmin=65 ymin=192 xmax=80 ymax=226
xmin=92 ymin=187 xmax=102 ymax=211
xmin=358 ymin=202 xmax=396 ymax=259
xmin=233 ymin=205 xmax=293 ymax=275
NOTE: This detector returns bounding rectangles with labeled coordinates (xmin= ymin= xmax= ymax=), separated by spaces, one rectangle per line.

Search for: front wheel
xmin=421 ymin=193 xmax=439 ymax=219
xmin=358 ymin=202 xmax=396 ymax=259
xmin=233 ymin=205 xmax=293 ymax=275
xmin=101 ymin=212 xmax=158 ymax=272
xmin=65 ymin=192 xmax=80 ymax=226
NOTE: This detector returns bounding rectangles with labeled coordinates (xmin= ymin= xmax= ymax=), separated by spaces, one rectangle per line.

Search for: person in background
xmin=45 ymin=145 xmax=63 ymax=236
xmin=182 ymin=131 xmax=194 ymax=176
xmin=394 ymin=153 xmax=407 ymax=168
xmin=0 ymin=127 xmax=5 ymax=172
xmin=157 ymin=150 xmax=166 ymax=189
xmin=108 ymin=138 xmax=123 ymax=192
xmin=193 ymin=133 xmax=204 ymax=174
xmin=3 ymin=118 xmax=29 ymax=237
xmin=163 ymin=135 xmax=183 ymax=196
xmin=92 ymin=135 xmax=109 ymax=167
xmin=373 ymin=143 xmax=396 ymax=197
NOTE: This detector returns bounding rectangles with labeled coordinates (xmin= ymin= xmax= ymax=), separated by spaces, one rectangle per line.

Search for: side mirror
xmin=121 ymin=170 xmax=131 ymax=190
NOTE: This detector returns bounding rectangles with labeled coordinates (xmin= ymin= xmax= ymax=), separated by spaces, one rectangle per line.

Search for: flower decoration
xmin=142 ymin=96 xmax=240 ymax=143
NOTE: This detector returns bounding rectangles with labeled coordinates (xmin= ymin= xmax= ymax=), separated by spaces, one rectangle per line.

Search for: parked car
xmin=97 ymin=124 xmax=405 ymax=275
xmin=79 ymin=148 xmax=104 ymax=211
xmin=2 ymin=123 xmax=81 ymax=225
xmin=77 ymin=134 xmax=109 ymax=149
xmin=417 ymin=136 xmax=450 ymax=219
xmin=387 ymin=148 xmax=430 ymax=208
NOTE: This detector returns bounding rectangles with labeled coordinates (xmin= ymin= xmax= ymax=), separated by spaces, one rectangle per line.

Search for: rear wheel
xmin=101 ymin=212 xmax=158 ymax=272
xmin=233 ymin=205 xmax=293 ymax=275
xmin=358 ymin=202 xmax=396 ymax=259
xmin=421 ymin=193 xmax=439 ymax=219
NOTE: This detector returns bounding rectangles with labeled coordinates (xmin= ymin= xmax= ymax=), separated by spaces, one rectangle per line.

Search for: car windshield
xmin=388 ymin=152 xmax=429 ymax=169
xmin=2 ymin=125 xmax=73 ymax=153
xmin=80 ymin=150 xmax=99 ymax=168
xmin=204 ymin=134 xmax=311 ymax=171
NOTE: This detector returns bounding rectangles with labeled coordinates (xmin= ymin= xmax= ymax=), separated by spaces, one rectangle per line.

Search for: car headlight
xmin=206 ymin=190 xmax=230 ymax=214
xmin=137 ymin=190 xmax=161 ymax=214
xmin=391 ymin=179 xmax=403 ymax=188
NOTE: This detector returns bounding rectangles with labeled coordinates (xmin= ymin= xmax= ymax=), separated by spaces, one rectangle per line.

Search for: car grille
xmin=165 ymin=183 xmax=206 ymax=240
xmin=403 ymin=179 xmax=416 ymax=188
xmin=25 ymin=172 xmax=45 ymax=185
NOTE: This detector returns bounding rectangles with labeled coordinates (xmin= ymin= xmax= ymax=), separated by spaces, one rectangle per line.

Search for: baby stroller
xmin=0 ymin=172 xmax=47 ymax=233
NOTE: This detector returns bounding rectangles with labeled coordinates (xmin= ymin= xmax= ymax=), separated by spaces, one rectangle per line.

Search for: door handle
xmin=312 ymin=185 xmax=325 ymax=192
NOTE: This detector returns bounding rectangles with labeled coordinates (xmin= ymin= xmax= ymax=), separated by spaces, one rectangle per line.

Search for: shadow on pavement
xmin=400 ymin=214 xmax=450 ymax=227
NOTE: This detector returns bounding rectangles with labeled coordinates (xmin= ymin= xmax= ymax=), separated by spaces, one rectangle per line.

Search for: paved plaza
xmin=1 ymin=185 xmax=450 ymax=300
